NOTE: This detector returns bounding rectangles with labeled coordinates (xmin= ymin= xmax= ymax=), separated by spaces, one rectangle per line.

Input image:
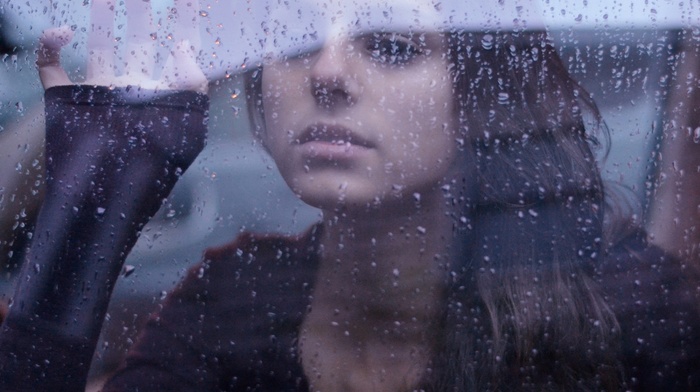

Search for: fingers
xmin=37 ymin=26 xmax=74 ymax=89
xmin=161 ymin=40 xmax=208 ymax=93
xmin=173 ymin=0 xmax=201 ymax=54
xmin=87 ymin=0 xmax=116 ymax=82
xmin=82 ymin=0 xmax=206 ymax=91
xmin=123 ymin=0 xmax=155 ymax=78
xmin=160 ymin=0 xmax=207 ymax=93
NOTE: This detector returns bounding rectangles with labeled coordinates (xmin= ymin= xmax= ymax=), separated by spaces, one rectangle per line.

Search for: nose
xmin=309 ymin=39 xmax=362 ymax=109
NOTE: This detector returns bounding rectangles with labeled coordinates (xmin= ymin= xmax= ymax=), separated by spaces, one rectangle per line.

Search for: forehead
xmin=113 ymin=0 xmax=695 ymax=78
xmin=270 ymin=0 xmax=541 ymax=28
xmin=263 ymin=0 xmax=543 ymax=56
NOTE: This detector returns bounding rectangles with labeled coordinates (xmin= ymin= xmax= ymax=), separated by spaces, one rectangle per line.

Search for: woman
xmin=1 ymin=0 xmax=698 ymax=391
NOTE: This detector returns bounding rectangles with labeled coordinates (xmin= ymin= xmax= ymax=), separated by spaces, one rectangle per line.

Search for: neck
xmin=314 ymin=189 xmax=458 ymax=325
xmin=300 ymin=191 xmax=460 ymax=391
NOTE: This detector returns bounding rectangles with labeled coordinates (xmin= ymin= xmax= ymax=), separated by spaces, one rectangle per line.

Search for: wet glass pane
xmin=0 ymin=1 xmax=698 ymax=390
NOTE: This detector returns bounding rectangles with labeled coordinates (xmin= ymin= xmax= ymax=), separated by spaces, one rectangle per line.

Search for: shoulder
xmin=600 ymin=229 xmax=700 ymax=390
xmin=167 ymin=223 xmax=322 ymax=309
xmin=203 ymin=223 xmax=322 ymax=271
xmin=108 ymin=225 xmax=322 ymax=390
xmin=600 ymin=229 xmax=699 ymax=312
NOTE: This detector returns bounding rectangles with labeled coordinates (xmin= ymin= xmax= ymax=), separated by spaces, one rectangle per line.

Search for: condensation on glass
xmin=0 ymin=1 xmax=698 ymax=390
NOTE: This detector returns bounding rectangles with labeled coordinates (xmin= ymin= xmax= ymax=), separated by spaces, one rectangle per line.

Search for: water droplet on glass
xmin=231 ymin=106 xmax=241 ymax=117
xmin=122 ymin=265 xmax=136 ymax=277
xmin=481 ymin=34 xmax=494 ymax=50
xmin=692 ymin=127 xmax=700 ymax=143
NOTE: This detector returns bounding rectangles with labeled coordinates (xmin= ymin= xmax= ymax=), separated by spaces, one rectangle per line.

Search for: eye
xmin=365 ymin=33 xmax=424 ymax=65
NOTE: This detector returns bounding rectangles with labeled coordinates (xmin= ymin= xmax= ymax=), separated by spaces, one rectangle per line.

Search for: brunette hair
xmin=244 ymin=30 xmax=622 ymax=391
xmin=423 ymin=30 xmax=622 ymax=391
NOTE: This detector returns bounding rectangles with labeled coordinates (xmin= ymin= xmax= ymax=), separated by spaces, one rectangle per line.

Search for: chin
xmin=289 ymin=180 xmax=384 ymax=212
xmin=281 ymin=169 xmax=452 ymax=214
xmin=295 ymin=184 xmax=424 ymax=217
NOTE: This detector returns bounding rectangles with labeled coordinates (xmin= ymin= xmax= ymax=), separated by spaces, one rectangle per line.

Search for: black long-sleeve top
xmin=0 ymin=85 xmax=208 ymax=391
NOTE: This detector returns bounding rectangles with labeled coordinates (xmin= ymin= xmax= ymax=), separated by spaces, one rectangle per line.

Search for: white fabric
xmin=208 ymin=0 xmax=544 ymax=72
xmin=201 ymin=0 xmax=698 ymax=75
xmin=5 ymin=0 xmax=698 ymax=78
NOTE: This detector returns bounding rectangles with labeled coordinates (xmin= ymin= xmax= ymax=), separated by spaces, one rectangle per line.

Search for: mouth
xmin=296 ymin=124 xmax=374 ymax=148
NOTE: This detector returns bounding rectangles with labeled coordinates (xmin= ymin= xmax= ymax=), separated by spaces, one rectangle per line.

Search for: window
xmin=0 ymin=1 xmax=698 ymax=390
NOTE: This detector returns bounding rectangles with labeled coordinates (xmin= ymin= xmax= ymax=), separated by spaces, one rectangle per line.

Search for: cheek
xmin=395 ymin=86 xmax=458 ymax=167
xmin=261 ymin=68 xmax=307 ymax=120
xmin=378 ymin=112 xmax=459 ymax=192
xmin=260 ymin=72 xmax=301 ymax=151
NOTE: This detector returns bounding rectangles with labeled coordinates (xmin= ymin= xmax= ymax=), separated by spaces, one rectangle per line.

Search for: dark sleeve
xmin=0 ymin=85 xmax=208 ymax=392
xmin=103 ymin=231 xmax=318 ymax=392
xmin=601 ymin=232 xmax=700 ymax=391
xmin=101 ymin=255 xmax=224 ymax=392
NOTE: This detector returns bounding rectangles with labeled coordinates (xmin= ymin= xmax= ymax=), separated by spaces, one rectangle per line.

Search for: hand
xmin=37 ymin=0 xmax=207 ymax=94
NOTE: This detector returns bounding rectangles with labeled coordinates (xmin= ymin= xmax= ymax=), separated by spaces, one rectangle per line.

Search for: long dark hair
xmin=422 ymin=31 xmax=621 ymax=390
xmin=244 ymin=30 xmax=622 ymax=391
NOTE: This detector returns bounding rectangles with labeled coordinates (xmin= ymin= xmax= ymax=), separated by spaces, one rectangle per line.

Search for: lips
xmin=296 ymin=124 xmax=374 ymax=148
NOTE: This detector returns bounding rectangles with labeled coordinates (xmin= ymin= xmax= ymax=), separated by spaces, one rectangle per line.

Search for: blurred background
xmin=0 ymin=0 xmax=698 ymax=387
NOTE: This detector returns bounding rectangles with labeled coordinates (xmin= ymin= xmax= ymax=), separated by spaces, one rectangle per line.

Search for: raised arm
xmin=0 ymin=1 xmax=208 ymax=390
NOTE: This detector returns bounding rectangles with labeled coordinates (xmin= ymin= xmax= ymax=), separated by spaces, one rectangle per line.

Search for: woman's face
xmin=261 ymin=32 xmax=460 ymax=211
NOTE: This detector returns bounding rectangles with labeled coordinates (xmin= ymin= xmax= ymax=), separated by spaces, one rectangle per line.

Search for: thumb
xmin=37 ymin=26 xmax=74 ymax=89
